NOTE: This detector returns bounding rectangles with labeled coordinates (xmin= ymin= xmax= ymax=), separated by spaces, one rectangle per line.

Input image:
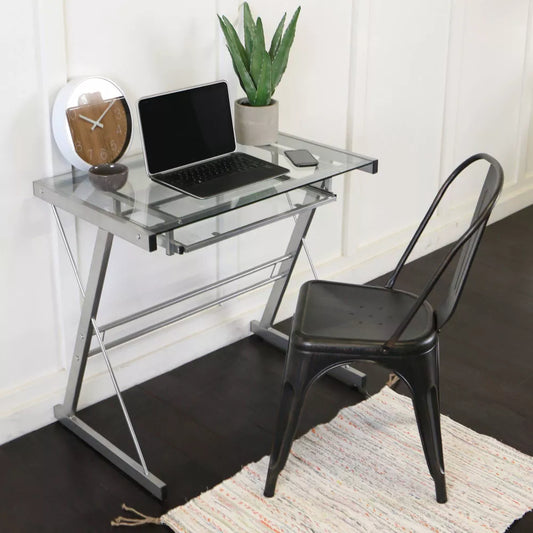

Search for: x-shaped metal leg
xmin=51 ymin=207 xmax=166 ymax=499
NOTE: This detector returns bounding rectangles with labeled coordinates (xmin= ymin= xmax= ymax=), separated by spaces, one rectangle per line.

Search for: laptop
xmin=138 ymin=81 xmax=289 ymax=199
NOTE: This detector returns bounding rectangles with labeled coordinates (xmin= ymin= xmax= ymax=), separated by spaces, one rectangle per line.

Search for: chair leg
xmin=395 ymin=348 xmax=447 ymax=503
xmin=264 ymin=352 xmax=310 ymax=498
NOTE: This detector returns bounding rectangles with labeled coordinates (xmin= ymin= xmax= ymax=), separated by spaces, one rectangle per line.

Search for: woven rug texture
xmin=162 ymin=387 xmax=533 ymax=532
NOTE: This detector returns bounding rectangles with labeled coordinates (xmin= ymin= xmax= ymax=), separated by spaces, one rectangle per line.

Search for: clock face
xmin=52 ymin=77 xmax=133 ymax=170
xmin=66 ymin=95 xmax=131 ymax=166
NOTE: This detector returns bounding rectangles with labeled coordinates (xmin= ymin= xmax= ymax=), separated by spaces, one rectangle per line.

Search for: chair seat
xmin=291 ymin=280 xmax=437 ymax=356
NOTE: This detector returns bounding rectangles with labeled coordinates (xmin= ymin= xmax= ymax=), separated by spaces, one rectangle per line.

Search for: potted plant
xmin=218 ymin=2 xmax=301 ymax=145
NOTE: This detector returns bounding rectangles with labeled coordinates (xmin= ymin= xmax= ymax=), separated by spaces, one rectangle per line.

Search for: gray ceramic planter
xmin=234 ymin=98 xmax=279 ymax=146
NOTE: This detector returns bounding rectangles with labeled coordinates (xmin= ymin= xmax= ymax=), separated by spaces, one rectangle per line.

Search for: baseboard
xmin=343 ymin=179 xmax=533 ymax=273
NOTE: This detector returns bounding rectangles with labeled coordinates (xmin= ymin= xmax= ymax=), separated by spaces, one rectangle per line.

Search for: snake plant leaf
xmin=250 ymin=17 xmax=266 ymax=87
xmin=218 ymin=15 xmax=249 ymax=70
xmin=243 ymin=2 xmax=256 ymax=57
xmin=218 ymin=15 xmax=256 ymax=101
xmin=253 ymin=50 xmax=273 ymax=106
xmin=268 ymin=13 xmax=286 ymax=60
xmin=228 ymin=45 xmax=256 ymax=103
xmin=271 ymin=6 xmax=301 ymax=91
xmin=229 ymin=56 xmax=247 ymax=94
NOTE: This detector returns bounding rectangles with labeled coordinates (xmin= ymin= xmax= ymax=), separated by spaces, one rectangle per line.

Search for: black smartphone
xmin=284 ymin=149 xmax=319 ymax=167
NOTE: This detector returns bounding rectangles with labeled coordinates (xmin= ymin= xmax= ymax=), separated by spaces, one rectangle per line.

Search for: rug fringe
xmin=111 ymin=503 xmax=162 ymax=527
xmin=386 ymin=373 xmax=400 ymax=389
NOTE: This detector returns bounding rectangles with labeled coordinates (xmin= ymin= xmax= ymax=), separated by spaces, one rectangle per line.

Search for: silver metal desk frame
xmin=36 ymin=136 xmax=377 ymax=499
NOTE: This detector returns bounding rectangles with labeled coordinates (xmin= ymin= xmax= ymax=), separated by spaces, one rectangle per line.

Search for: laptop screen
xmin=138 ymin=81 xmax=236 ymax=175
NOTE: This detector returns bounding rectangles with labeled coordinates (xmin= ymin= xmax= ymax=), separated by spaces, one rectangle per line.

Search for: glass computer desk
xmin=33 ymin=133 xmax=378 ymax=498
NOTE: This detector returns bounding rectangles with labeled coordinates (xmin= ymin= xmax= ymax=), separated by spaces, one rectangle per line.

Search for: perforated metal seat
xmin=293 ymin=281 xmax=436 ymax=356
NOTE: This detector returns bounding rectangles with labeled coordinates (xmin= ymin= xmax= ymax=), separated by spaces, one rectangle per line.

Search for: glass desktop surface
xmin=34 ymin=133 xmax=376 ymax=250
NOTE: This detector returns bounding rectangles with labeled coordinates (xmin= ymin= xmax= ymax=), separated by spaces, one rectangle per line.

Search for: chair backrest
xmin=382 ymin=154 xmax=504 ymax=351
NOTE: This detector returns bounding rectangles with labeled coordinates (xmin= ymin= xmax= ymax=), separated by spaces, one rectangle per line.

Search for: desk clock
xmin=52 ymin=77 xmax=132 ymax=170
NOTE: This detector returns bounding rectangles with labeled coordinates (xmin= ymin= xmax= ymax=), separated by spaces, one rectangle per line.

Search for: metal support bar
xmin=250 ymin=323 xmax=289 ymax=351
xmin=327 ymin=365 xmax=367 ymax=390
xmin=98 ymin=253 xmax=293 ymax=334
xmin=301 ymin=239 xmax=318 ymax=280
xmin=51 ymin=207 xmax=165 ymax=498
xmin=89 ymin=271 xmax=287 ymax=356
xmin=54 ymin=406 xmax=166 ymax=500
xmin=286 ymin=193 xmax=318 ymax=280
xmin=258 ymin=198 xmax=316 ymax=329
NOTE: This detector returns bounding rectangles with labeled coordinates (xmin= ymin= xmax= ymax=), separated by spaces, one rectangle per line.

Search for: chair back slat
xmin=435 ymin=162 xmax=502 ymax=328
xmin=382 ymin=154 xmax=503 ymax=351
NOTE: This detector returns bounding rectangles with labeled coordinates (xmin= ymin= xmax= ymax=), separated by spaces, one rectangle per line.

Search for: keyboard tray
xmin=158 ymin=185 xmax=336 ymax=254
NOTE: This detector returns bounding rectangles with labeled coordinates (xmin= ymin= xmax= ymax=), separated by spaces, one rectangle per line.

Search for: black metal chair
xmin=264 ymin=153 xmax=504 ymax=503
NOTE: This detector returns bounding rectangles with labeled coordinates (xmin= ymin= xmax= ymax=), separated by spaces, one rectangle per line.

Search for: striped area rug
xmin=162 ymin=387 xmax=533 ymax=532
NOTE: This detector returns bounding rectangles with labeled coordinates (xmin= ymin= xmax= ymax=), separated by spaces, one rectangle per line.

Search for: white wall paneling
xmin=442 ymin=0 xmax=530 ymax=206
xmin=439 ymin=0 xmax=533 ymax=229
xmin=0 ymin=2 xmax=63 ymax=394
xmin=1 ymin=1 xmax=533 ymax=444
xmin=345 ymin=0 xmax=452 ymax=263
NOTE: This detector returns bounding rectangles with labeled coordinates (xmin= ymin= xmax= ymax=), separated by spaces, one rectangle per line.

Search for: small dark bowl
xmin=88 ymin=163 xmax=128 ymax=192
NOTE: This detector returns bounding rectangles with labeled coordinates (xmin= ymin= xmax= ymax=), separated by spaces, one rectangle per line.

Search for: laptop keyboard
xmin=164 ymin=152 xmax=274 ymax=186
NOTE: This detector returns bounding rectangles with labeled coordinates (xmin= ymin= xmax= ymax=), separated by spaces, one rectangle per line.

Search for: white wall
xmin=1 ymin=0 xmax=532 ymax=444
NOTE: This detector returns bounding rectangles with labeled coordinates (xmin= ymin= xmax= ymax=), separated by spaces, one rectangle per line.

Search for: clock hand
xmin=79 ymin=114 xmax=104 ymax=128
xmin=91 ymin=99 xmax=116 ymax=130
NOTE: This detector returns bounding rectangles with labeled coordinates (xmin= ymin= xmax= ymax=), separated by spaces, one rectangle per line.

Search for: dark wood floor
xmin=1 ymin=206 xmax=532 ymax=532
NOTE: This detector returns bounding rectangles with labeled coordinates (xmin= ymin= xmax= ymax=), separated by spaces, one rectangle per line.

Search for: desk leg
xmin=252 ymin=205 xmax=315 ymax=336
xmin=59 ymin=228 xmax=113 ymax=415
xmin=52 ymin=214 xmax=166 ymax=500
xmin=250 ymin=206 xmax=367 ymax=393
